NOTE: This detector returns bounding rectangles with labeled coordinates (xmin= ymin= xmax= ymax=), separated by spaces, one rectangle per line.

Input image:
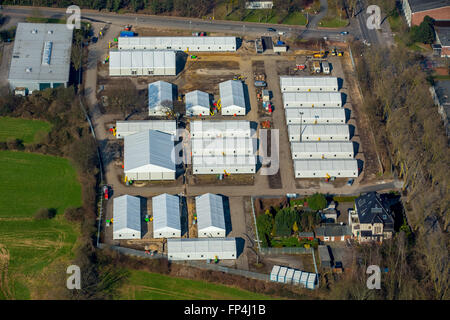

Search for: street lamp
xmin=299 ymin=111 xmax=304 ymax=142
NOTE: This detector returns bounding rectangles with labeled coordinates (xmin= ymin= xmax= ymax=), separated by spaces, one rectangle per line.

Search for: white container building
xmin=307 ymin=273 xmax=317 ymax=289
xmin=285 ymin=108 xmax=346 ymax=124
xmin=283 ymin=92 xmax=342 ymax=108
xmin=219 ymin=80 xmax=246 ymax=116
xmin=292 ymin=270 xmax=302 ymax=285
xmin=148 ymin=81 xmax=175 ymax=116
xmin=300 ymin=272 xmax=309 ymax=287
xmin=167 ymin=238 xmax=237 ymax=260
xmin=109 ymin=50 xmax=176 ymax=76
xmin=285 ymin=268 xmax=295 ymax=284
xmin=118 ymin=36 xmax=237 ymax=52
xmin=192 ymin=155 xmax=256 ymax=174
xmin=185 ymin=90 xmax=211 ymax=116
xmin=191 ymin=137 xmax=256 ymax=156
xmin=278 ymin=267 xmax=288 ymax=283
xmin=270 ymin=265 xmax=281 ymax=282
xmin=288 ymin=124 xmax=350 ymax=142
xmin=291 ymin=142 xmax=354 ymax=159
xmin=115 ymin=120 xmax=176 ymax=138
xmin=195 ymin=193 xmax=226 ymax=238
xmin=124 ymin=130 xmax=176 ymax=181
xmin=280 ymin=76 xmax=339 ymax=92
xmin=113 ymin=195 xmax=141 ymax=240
xmin=190 ymin=120 xmax=252 ymax=139
xmin=152 ymin=193 xmax=181 ymax=238
xmin=294 ymin=159 xmax=359 ymax=178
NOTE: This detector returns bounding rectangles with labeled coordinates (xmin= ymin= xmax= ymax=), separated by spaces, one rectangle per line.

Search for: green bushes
xmin=274 ymin=208 xmax=300 ymax=237
xmin=33 ymin=208 xmax=56 ymax=220
xmin=256 ymin=212 xmax=274 ymax=247
xmin=305 ymin=193 xmax=327 ymax=211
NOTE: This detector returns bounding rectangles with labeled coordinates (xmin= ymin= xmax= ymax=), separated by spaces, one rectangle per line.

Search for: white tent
xmin=294 ymin=159 xmax=358 ymax=178
xmin=152 ymin=193 xmax=181 ymax=238
xmin=285 ymin=108 xmax=346 ymax=124
xmin=167 ymin=238 xmax=237 ymax=260
xmin=291 ymin=142 xmax=354 ymax=159
xmin=190 ymin=120 xmax=252 ymax=139
xmin=148 ymin=81 xmax=175 ymax=116
xmin=195 ymin=193 xmax=226 ymax=237
xmin=124 ymin=130 xmax=176 ymax=181
xmin=219 ymin=80 xmax=246 ymax=115
xmin=109 ymin=50 xmax=176 ymax=76
xmin=115 ymin=120 xmax=176 ymax=138
xmin=280 ymin=76 xmax=339 ymax=92
xmin=113 ymin=195 xmax=141 ymax=240
xmin=288 ymin=124 xmax=350 ymax=142
xmin=282 ymin=92 xmax=342 ymax=108
xmin=185 ymin=90 xmax=211 ymax=116
xmin=191 ymin=137 xmax=256 ymax=156
xmin=118 ymin=36 xmax=237 ymax=52
xmin=192 ymin=155 xmax=256 ymax=174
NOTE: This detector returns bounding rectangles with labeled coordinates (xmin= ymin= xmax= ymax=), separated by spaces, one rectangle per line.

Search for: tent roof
xmin=113 ymin=195 xmax=141 ymax=233
xmin=195 ymin=193 xmax=226 ymax=231
xmin=219 ymin=80 xmax=246 ymax=110
xmin=152 ymin=193 xmax=181 ymax=232
xmin=167 ymin=237 xmax=236 ymax=254
xmin=185 ymin=90 xmax=210 ymax=110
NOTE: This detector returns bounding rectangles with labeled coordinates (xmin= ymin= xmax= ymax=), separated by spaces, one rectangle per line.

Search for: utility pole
xmin=299 ymin=111 xmax=304 ymax=142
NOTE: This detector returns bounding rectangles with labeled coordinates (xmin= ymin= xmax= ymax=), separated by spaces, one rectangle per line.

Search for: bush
xmin=64 ymin=207 xmax=84 ymax=222
xmin=34 ymin=208 xmax=56 ymax=220
xmin=6 ymin=138 xmax=24 ymax=151
xmin=256 ymin=212 xmax=274 ymax=247
xmin=274 ymin=208 xmax=300 ymax=237
xmin=306 ymin=193 xmax=327 ymax=211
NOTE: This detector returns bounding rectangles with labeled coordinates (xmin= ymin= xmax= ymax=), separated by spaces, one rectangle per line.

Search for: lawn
xmin=0 ymin=150 xmax=82 ymax=299
xmin=282 ymin=12 xmax=307 ymax=26
xmin=0 ymin=151 xmax=82 ymax=218
xmin=0 ymin=117 xmax=51 ymax=144
xmin=318 ymin=16 xmax=348 ymax=28
xmin=117 ymin=270 xmax=272 ymax=300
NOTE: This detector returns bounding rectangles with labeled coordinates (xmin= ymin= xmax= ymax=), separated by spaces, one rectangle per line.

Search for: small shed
xmin=270 ymin=265 xmax=281 ymax=281
xmin=307 ymin=273 xmax=317 ymax=289
xmin=318 ymin=245 xmax=333 ymax=268
xmin=292 ymin=270 xmax=302 ymax=284
xmin=278 ymin=267 xmax=288 ymax=283
xmin=113 ymin=195 xmax=141 ymax=240
xmin=300 ymin=272 xmax=309 ymax=287
xmin=285 ymin=268 xmax=295 ymax=284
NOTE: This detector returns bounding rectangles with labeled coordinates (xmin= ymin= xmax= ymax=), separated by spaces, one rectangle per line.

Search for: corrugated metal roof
xmin=195 ymin=193 xmax=226 ymax=231
xmin=152 ymin=193 xmax=181 ymax=232
xmin=116 ymin=120 xmax=176 ymax=137
xmin=291 ymin=142 xmax=354 ymax=154
xmin=148 ymin=81 xmax=175 ymax=112
xmin=219 ymin=80 xmax=246 ymax=110
xmin=124 ymin=130 xmax=175 ymax=172
xmin=185 ymin=90 xmax=210 ymax=111
xmin=294 ymin=159 xmax=358 ymax=172
xmin=285 ymin=108 xmax=346 ymax=121
xmin=191 ymin=137 xmax=256 ymax=155
xmin=288 ymin=124 xmax=350 ymax=138
xmin=280 ymin=76 xmax=338 ymax=90
xmin=167 ymin=237 xmax=237 ymax=253
xmin=119 ymin=36 xmax=236 ymax=50
xmin=192 ymin=155 xmax=257 ymax=167
xmin=113 ymin=195 xmax=141 ymax=233
xmin=283 ymin=92 xmax=342 ymax=106
xmin=8 ymin=23 xmax=73 ymax=83
xmin=109 ymin=50 xmax=175 ymax=69
xmin=190 ymin=120 xmax=252 ymax=138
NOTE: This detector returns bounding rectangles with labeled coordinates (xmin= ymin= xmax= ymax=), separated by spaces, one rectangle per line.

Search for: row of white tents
xmin=270 ymin=265 xmax=318 ymax=289
xmin=281 ymin=76 xmax=358 ymax=179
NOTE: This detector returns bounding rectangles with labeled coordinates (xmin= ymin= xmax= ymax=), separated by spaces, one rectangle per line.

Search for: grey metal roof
xmin=148 ymin=81 xmax=175 ymax=112
xmin=408 ymin=0 xmax=450 ymax=13
xmin=219 ymin=80 xmax=246 ymax=110
xmin=8 ymin=23 xmax=73 ymax=83
xmin=195 ymin=193 xmax=226 ymax=232
xmin=124 ymin=130 xmax=175 ymax=172
xmin=118 ymin=36 xmax=237 ymax=51
xmin=315 ymin=224 xmax=351 ymax=237
xmin=285 ymin=108 xmax=346 ymax=121
xmin=109 ymin=50 xmax=176 ymax=69
xmin=436 ymin=26 xmax=450 ymax=47
xmin=152 ymin=193 xmax=181 ymax=233
xmin=355 ymin=192 xmax=394 ymax=228
xmin=167 ymin=237 xmax=237 ymax=254
xmin=283 ymin=92 xmax=342 ymax=106
xmin=185 ymin=90 xmax=210 ymax=111
xmin=113 ymin=195 xmax=141 ymax=233
xmin=280 ymin=76 xmax=339 ymax=91
xmin=298 ymin=232 xmax=315 ymax=237
xmin=288 ymin=124 xmax=350 ymax=139
xmin=190 ymin=120 xmax=252 ymax=138
xmin=318 ymin=245 xmax=332 ymax=262
xmin=291 ymin=142 xmax=354 ymax=154
xmin=115 ymin=120 xmax=176 ymax=137
xmin=192 ymin=155 xmax=257 ymax=168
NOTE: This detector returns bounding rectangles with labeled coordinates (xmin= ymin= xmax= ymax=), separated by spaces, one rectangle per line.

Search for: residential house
xmin=298 ymin=232 xmax=314 ymax=241
xmin=348 ymin=192 xmax=395 ymax=243
xmin=430 ymin=80 xmax=450 ymax=137
xmin=402 ymin=0 xmax=450 ymax=27
xmin=434 ymin=21 xmax=450 ymax=58
xmin=315 ymin=224 xmax=352 ymax=242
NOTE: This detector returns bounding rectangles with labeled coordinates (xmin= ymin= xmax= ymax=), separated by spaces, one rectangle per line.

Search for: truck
xmin=322 ymin=61 xmax=330 ymax=74
xmin=255 ymin=39 xmax=264 ymax=54
xmin=313 ymin=61 xmax=321 ymax=73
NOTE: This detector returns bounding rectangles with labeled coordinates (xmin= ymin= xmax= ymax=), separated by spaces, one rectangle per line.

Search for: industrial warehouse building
xmin=195 ymin=193 xmax=226 ymax=238
xmin=185 ymin=90 xmax=211 ymax=116
xmin=219 ymin=80 xmax=247 ymax=115
xmin=190 ymin=120 xmax=252 ymax=139
xmin=191 ymin=137 xmax=256 ymax=156
xmin=109 ymin=50 xmax=176 ymax=76
xmin=167 ymin=238 xmax=237 ymax=260
xmin=148 ymin=81 xmax=176 ymax=116
xmin=124 ymin=130 xmax=176 ymax=181
xmin=192 ymin=155 xmax=257 ymax=174
xmin=115 ymin=120 xmax=176 ymax=138
xmin=294 ymin=159 xmax=358 ymax=178
xmin=280 ymin=76 xmax=339 ymax=92
xmin=113 ymin=195 xmax=141 ymax=240
xmin=291 ymin=142 xmax=354 ymax=159
xmin=118 ymin=36 xmax=237 ymax=52
xmin=288 ymin=124 xmax=350 ymax=141
xmin=285 ymin=108 xmax=346 ymax=124
xmin=282 ymin=92 xmax=342 ymax=108
xmin=152 ymin=193 xmax=181 ymax=238
xmin=8 ymin=23 xmax=73 ymax=92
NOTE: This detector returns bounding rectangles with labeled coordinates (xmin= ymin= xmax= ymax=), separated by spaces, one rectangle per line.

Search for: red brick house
xmin=314 ymin=224 xmax=352 ymax=242
xmin=402 ymin=0 xmax=450 ymax=27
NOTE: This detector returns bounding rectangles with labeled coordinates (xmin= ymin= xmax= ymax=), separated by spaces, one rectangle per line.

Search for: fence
xmin=259 ymin=247 xmax=312 ymax=255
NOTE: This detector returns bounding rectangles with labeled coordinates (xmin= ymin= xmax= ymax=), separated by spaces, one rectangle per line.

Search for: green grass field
xmin=0 ymin=117 xmax=52 ymax=144
xmin=117 ymin=270 xmax=272 ymax=300
xmin=0 ymin=150 xmax=82 ymax=299
xmin=318 ymin=16 xmax=348 ymax=28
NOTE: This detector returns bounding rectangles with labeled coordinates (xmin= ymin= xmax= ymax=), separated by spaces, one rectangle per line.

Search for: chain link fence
xmin=259 ymin=247 xmax=312 ymax=255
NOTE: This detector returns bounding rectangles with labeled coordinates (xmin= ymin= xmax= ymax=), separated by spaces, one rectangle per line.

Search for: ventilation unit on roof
xmin=26 ymin=67 xmax=32 ymax=73
xmin=48 ymin=30 xmax=53 ymax=34
xmin=42 ymin=41 xmax=53 ymax=66
xmin=31 ymin=29 xmax=38 ymax=34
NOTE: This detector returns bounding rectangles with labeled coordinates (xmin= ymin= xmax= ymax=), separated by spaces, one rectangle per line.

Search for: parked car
xmin=347 ymin=178 xmax=354 ymax=186
xmin=267 ymin=27 xmax=276 ymax=32
xmin=103 ymin=185 xmax=109 ymax=200
xmin=91 ymin=36 xmax=98 ymax=43
xmin=340 ymin=31 xmax=349 ymax=35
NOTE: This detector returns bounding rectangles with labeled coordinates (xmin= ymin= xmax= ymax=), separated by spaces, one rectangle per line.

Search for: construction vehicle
xmin=295 ymin=64 xmax=307 ymax=71
xmin=313 ymin=50 xmax=326 ymax=59
xmin=331 ymin=47 xmax=337 ymax=56
xmin=338 ymin=51 xmax=344 ymax=57
xmin=124 ymin=24 xmax=132 ymax=31
xmin=190 ymin=55 xmax=198 ymax=60
xmin=312 ymin=61 xmax=321 ymax=73
xmin=261 ymin=120 xmax=271 ymax=129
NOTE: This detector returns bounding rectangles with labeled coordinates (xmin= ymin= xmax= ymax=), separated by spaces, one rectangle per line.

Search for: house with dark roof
xmin=402 ymin=0 xmax=450 ymax=27
xmin=348 ymin=192 xmax=394 ymax=243
xmin=315 ymin=224 xmax=351 ymax=242
xmin=434 ymin=21 xmax=450 ymax=57
xmin=430 ymin=80 xmax=450 ymax=137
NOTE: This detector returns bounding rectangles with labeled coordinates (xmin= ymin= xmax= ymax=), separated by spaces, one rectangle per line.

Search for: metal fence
xmin=259 ymin=247 xmax=312 ymax=255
